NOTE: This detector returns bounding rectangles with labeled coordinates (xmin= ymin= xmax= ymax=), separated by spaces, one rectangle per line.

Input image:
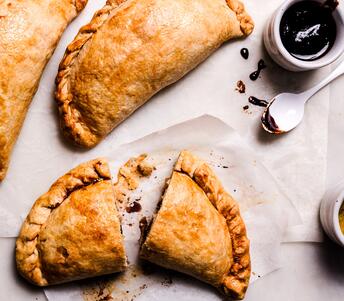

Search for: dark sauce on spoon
xmin=240 ymin=48 xmax=249 ymax=59
xmin=250 ymin=59 xmax=266 ymax=81
xmin=280 ymin=0 xmax=337 ymax=61
xmin=261 ymin=109 xmax=283 ymax=134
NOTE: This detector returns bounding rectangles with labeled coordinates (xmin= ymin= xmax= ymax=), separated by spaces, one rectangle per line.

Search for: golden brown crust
xmin=140 ymin=150 xmax=250 ymax=299
xmin=15 ymin=158 xmax=127 ymax=286
xmin=226 ymin=0 xmax=254 ymax=36
xmin=174 ymin=151 xmax=250 ymax=299
xmin=140 ymin=171 xmax=234 ymax=288
xmin=112 ymin=154 xmax=154 ymax=210
xmin=0 ymin=0 xmax=87 ymax=181
xmin=55 ymin=0 xmax=254 ymax=148
xmin=55 ymin=0 xmax=122 ymax=148
xmin=74 ymin=0 xmax=88 ymax=12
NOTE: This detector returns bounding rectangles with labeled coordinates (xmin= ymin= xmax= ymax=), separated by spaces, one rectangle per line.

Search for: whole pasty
xmin=56 ymin=0 xmax=254 ymax=148
xmin=0 ymin=0 xmax=87 ymax=181
xmin=140 ymin=151 xmax=250 ymax=300
xmin=16 ymin=159 xmax=127 ymax=286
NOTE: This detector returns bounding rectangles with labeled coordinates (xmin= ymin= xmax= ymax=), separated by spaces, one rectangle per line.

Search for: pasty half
xmin=16 ymin=159 xmax=127 ymax=286
xmin=140 ymin=151 xmax=250 ymax=299
xmin=56 ymin=0 xmax=254 ymax=148
xmin=0 ymin=0 xmax=88 ymax=181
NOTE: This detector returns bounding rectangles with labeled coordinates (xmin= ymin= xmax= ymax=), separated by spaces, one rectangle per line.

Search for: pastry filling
xmin=139 ymin=177 xmax=171 ymax=247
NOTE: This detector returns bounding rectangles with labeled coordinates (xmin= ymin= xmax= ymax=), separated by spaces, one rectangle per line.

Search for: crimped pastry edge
xmin=174 ymin=150 xmax=251 ymax=300
xmin=0 ymin=0 xmax=89 ymax=182
xmin=226 ymin=0 xmax=254 ymax=36
xmin=55 ymin=0 xmax=124 ymax=148
xmin=55 ymin=0 xmax=254 ymax=149
xmin=73 ymin=0 xmax=88 ymax=12
xmin=15 ymin=158 xmax=116 ymax=286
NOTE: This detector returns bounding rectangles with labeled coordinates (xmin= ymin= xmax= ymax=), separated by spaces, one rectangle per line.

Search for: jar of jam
xmin=264 ymin=0 xmax=344 ymax=71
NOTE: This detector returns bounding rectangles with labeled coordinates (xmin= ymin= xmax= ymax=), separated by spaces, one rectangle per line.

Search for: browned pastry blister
xmin=16 ymin=158 xmax=127 ymax=286
xmin=140 ymin=150 xmax=250 ymax=300
xmin=0 ymin=0 xmax=88 ymax=181
xmin=56 ymin=0 xmax=254 ymax=148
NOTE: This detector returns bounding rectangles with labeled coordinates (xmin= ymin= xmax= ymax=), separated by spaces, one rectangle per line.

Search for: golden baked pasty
xmin=140 ymin=151 xmax=250 ymax=300
xmin=56 ymin=0 xmax=254 ymax=148
xmin=16 ymin=159 xmax=127 ymax=286
xmin=0 ymin=0 xmax=88 ymax=181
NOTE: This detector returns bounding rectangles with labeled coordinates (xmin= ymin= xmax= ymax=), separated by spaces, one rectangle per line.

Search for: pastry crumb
xmin=137 ymin=161 xmax=154 ymax=177
xmin=113 ymin=154 xmax=154 ymax=210
xmin=161 ymin=275 xmax=173 ymax=287
xmin=139 ymin=216 xmax=149 ymax=245
xmin=98 ymin=295 xmax=113 ymax=301
xmin=139 ymin=284 xmax=147 ymax=290
xmin=82 ymin=278 xmax=115 ymax=301
xmin=125 ymin=201 xmax=142 ymax=213
xmin=235 ymin=80 xmax=246 ymax=93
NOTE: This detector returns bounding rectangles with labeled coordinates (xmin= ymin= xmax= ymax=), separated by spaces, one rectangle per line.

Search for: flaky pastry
xmin=140 ymin=150 xmax=250 ymax=299
xmin=0 ymin=0 xmax=88 ymax=181
xmin=16 ymin=158 xmax=127 ymax=286
xmin=56 ymin=0 xmax=254 ymax=148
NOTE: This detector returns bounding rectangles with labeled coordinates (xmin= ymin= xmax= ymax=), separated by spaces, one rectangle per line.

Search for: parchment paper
xmin=227 ymin=1 xmax=331 ymax=242
xmin=0 ymin=0 xmax=330 ymax=241
xmin=43 ymin=115 xmax=299 ymax=301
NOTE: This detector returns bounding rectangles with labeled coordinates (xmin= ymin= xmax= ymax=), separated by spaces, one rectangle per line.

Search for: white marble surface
xmin=1 ymin=1 xmax=344 ymax=300
xmin=1 ymin=76 xmax=344 ymax=301
xmin=0 ymin=0 xmax=332 ymax=242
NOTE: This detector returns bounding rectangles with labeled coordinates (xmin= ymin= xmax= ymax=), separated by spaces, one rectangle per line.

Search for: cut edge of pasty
xmin=140 ymin=150 xmax=250 ymax=300
xmin=15 ymin=158 xmax=127 ymax=286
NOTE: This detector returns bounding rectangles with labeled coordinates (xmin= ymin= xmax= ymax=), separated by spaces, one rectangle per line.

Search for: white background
xmin=1 ymin=0 xmax=344 ymax=300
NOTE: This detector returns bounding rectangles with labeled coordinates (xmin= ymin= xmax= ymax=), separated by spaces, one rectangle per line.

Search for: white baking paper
xmin=44 ymin=115 xmax=299 ymax=301
xmin=0 ymin=0 xmax=329 ymax=241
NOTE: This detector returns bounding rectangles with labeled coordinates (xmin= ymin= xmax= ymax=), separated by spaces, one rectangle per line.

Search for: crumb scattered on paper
xmin=82 ymin=266 xmax=152 ymax=301
xmin=161 ymin=275 xmax=173 ymax=287
xmin=137 ymin=161 xmax=155 ymax=177
xmin=125 ymin=201 xmax=142 ymax=213
xmin=82 ymin=278 xmax=115 ymax=301
xmin=113 ymin=154 xmax=155 ymax=211
xmin=235 ymin=80 xmax=246 ymax=93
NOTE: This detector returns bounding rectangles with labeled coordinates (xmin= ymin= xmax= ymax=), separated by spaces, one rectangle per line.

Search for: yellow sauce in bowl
xmin=339 ymin=202 xmax=344 ymax=235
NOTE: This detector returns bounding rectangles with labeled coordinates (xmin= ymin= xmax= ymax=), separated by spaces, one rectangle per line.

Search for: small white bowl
xmin=264 ymin=0 xmax=344 ymax=72
xmin=320 ymin=180 xmax=344 ymax=247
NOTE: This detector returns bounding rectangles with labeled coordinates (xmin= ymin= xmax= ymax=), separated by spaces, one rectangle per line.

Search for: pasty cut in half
xmin=56 ymin=0 xmax=254 ymax=148
xmin=16 ymin=159 xmax=127 ymax=286
xmin=0 ymin=0 xmax=88 ymax=181
xmin=140 ymin=151 xmax=250 ymax=300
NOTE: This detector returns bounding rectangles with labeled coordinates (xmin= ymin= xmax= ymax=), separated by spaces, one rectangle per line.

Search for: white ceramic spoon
xmin=261 ymin=59 xmax=344 ymax=134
